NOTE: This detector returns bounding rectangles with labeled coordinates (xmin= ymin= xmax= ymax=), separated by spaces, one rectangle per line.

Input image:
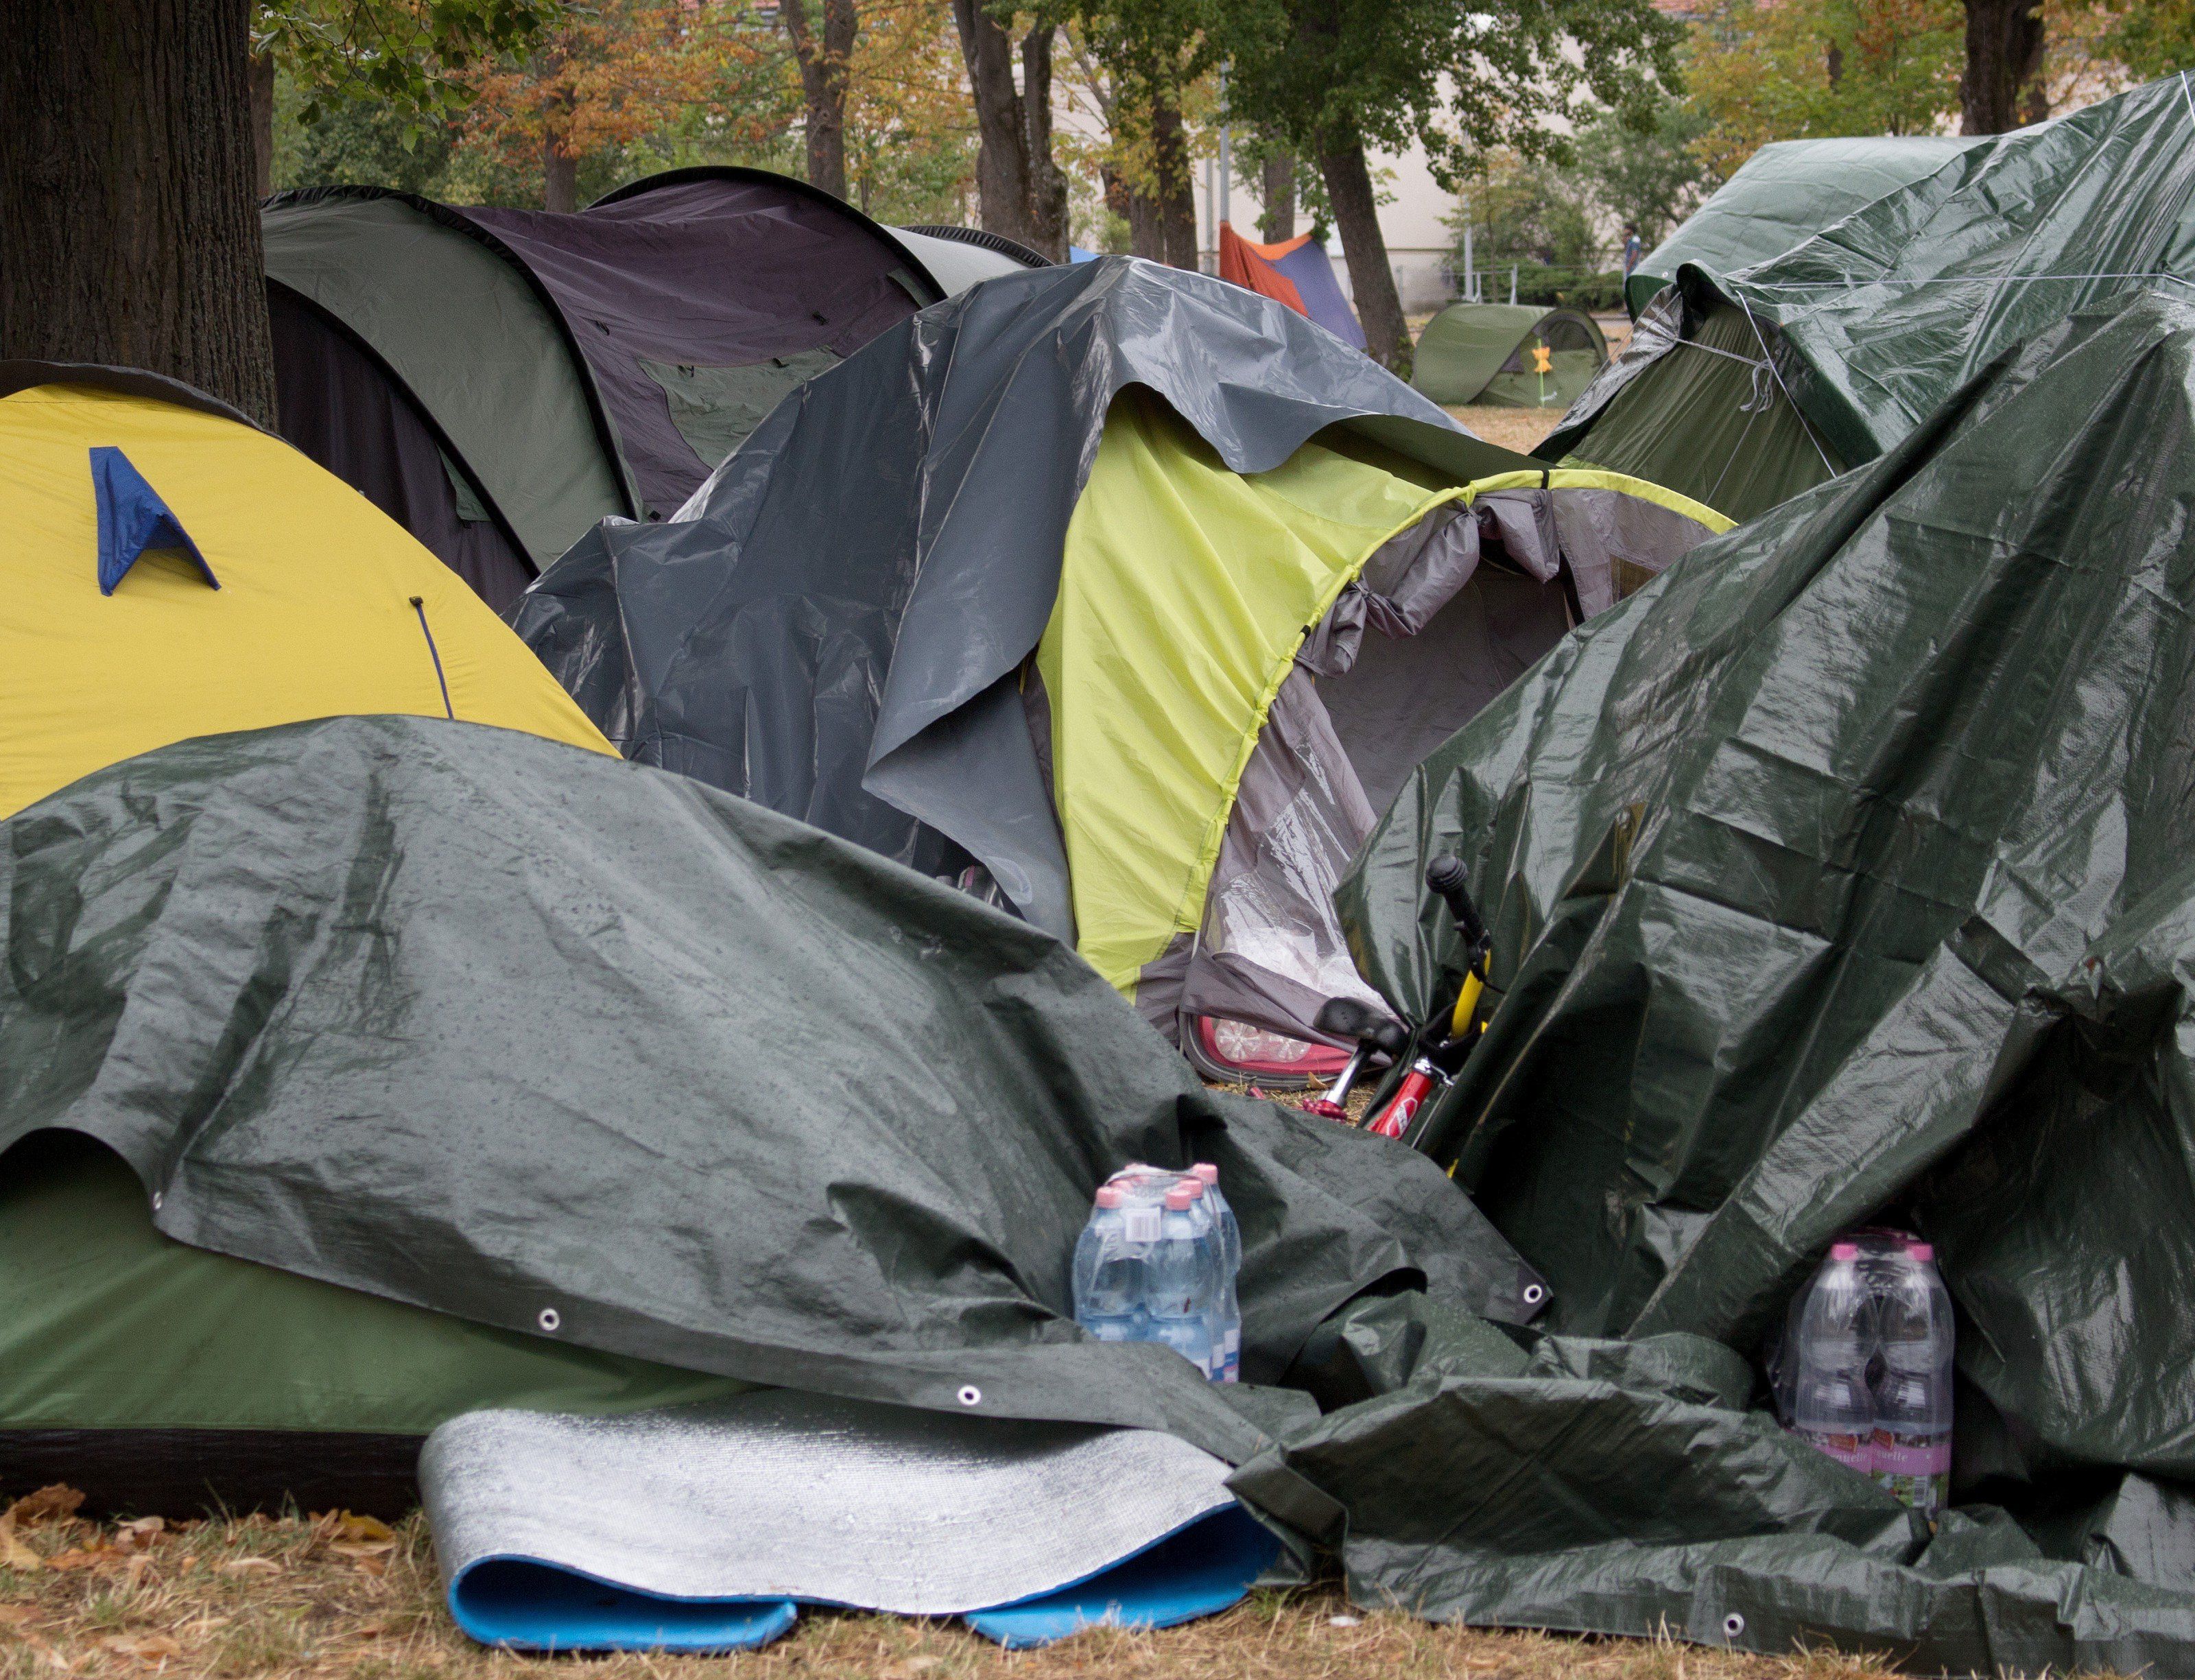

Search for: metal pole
xmin=1217 ymin=62 xmax=1231 ymax=237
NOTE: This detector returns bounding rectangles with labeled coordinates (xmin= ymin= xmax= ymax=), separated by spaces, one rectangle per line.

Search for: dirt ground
xmin=1442 ymin=405 xmax=1566 ymax=455
xmin=0 ymin=1502 xmax=1934 ymax=1680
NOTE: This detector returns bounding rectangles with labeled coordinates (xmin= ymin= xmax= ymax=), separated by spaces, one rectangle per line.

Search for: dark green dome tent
xmin=1543 ymin=74 xmax=2195 ymax=523
xmin=263 ymin=168 xmax=960 ymax=613
xmin=1410 ymin=302 xmax=1606 ymax=407
xmin=512 ymin=258 xmax=1724 ymax=1086
xmin=1622 ymin=134 xmax=1984 ymax=318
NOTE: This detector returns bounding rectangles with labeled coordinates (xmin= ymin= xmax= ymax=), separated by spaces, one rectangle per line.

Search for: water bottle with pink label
xmin=1872 ymin=1241 xmax=1954 ymax=1519
xmin=1791 ymin=1242 xmax=1877 ymax=1477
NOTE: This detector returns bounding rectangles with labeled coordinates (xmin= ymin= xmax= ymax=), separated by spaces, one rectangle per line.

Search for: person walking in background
xmin=1622 ymin=223 xmax=1643 ymax=278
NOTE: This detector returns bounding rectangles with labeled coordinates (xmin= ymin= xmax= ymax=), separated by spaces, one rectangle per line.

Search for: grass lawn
xmin=0 ymin=1501 xmax=1928 ymax=1680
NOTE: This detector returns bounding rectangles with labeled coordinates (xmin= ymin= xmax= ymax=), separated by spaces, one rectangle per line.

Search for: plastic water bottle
xmin=1790 ymin=1241 xmax=1876 ymax=1478
xmin=1191 ymin=1163 xmax=1242 ymax=1383
xmin=1146 ymin=1183 xmax=1220 ymax=1375
xmin=1071 ymin=1186 xmax=1151 ymax=1342
xmin=1873 ymin=1241 xmax=1954 ymax=1519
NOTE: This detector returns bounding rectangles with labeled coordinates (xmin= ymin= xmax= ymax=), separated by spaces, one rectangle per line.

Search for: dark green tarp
xmin=1548 ymin=73 xmax=2195 ymax=523
xmin=0 ymin=713 xmax=1533 ymax=1470
xmin=1624 ymin=136 xmax=1984 ymax=318
xmin=1325 ymin=289 xmax=2195 ymax=1670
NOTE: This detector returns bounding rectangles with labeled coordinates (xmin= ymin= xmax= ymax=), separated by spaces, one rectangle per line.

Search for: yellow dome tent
xmin=0 ymin=364 xmax=611 ymax=818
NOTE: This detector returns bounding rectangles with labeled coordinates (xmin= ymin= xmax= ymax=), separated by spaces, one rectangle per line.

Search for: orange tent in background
xmin=1216 ymin=224 xmax=1366 ymax=350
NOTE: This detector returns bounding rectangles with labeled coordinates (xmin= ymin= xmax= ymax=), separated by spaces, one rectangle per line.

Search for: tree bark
xmin=948 ymin=1 xmax=1067 ymax=259
xmin=781 ymin=0 xmax=856 ymax=200
xmin=1259 ymin=150 xmax=1296 ymax=241
xmin=250 ymin=50 xmax=276 ymax=199
xmin=1320 ymin=139 xmax=1408 ymax=372
xmin=1960 ymin=0 xmax=2047 ymax=133
xmin=543 ymin=134 xmax=578 ymax=212
xmin=1150 ymin=94 xmax=1196 ymax=268
xmin=0 ymin=0 xmax=276 ymax=423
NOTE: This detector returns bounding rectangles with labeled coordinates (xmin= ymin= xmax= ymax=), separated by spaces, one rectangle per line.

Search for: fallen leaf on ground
xmin=99 ymin=1634 xmax=181 ymax=1662
xmin=114 ymin=1518 xmax=164 ymax=1551
xmin=43 ymin=1546 xmax=126 ymax=1572
xmin=885 ymin=1660 xmax=943 ymax=1679
xmin=220 ymin=1557 xmax=282 ymax=1576
xmin=331 ymin=1541 xmax=396 ymax=1558
xmin=5 ymin=1487 xmax=83 ymax=1527
xmin=333 ymin=1513 xmax=395 ymax=1543
xmin=0 ymin=1604 xmax=34 ymax=1626
xmin=0 ymin=1513 xmax=43 ymax=1572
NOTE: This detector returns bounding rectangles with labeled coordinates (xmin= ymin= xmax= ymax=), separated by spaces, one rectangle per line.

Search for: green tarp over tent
xmin=1411 ymin=303 xmax=1607 ymax=408
xmin=1624 ymin=136 xmax=1984 ymax=318
xmin=0 ymin=713 xmax=1531 ymax=1504
xmin=1329 ymin=289 xmax=2195 ymax=1671
xmin=1547 ymin=73 xmax=2195 ymax=523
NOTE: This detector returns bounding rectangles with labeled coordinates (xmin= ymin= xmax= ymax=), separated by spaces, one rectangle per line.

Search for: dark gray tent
xmin=510 ymin=257 xmax=1723 ymax=1082
xmin=263 ymin=168 xmax=954 ymax=611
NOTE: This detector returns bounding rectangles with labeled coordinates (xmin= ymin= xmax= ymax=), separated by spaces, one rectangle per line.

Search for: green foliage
xmin=1569 ymin=96 xmax=1707 ymax=247
xmin=1684 ymin=0 xmax=1961 ymax=180
xmin=1209 ymin=0 xmax=1683 ymax=187
xmin=1451 ymin=153 xmax=1598 ymax=271
xmin=2102 ymin=0 xmax=2195 ymax=80
xmin=276 ymin=69 xmax=460 ymax=193
xmin=256 ymin=0 xmax=557 ymax=135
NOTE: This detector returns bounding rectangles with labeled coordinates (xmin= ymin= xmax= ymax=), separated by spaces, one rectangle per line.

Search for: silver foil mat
xmin=420 ymin=1391 xmax=1239 ymax=1613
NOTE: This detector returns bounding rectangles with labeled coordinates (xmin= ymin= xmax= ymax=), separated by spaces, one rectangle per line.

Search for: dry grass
xmin=0 ymin=1502 xmax=1924 ymax=1680
xmin=1442 ymin=406 xmax=1567 ymax=456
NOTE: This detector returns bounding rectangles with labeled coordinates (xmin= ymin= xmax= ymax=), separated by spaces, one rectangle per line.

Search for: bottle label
xmin=1794 ymin=1425 xmax=1872 ymax=1475
xmin=1872 ymin=1432 xmax=1950 ymax=1514
xmin=1121 ymin=1207 xmax=1161 ymax=1244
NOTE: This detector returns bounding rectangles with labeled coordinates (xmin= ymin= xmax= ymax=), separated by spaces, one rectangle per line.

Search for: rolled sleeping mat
xmin=421 ymin=1390 xmax=1281 ymax=1652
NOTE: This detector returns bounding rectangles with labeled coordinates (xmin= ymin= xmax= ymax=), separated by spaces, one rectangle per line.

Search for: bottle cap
xmin=1165 ymin=1185 xmax=1196 ymax=1210
xmin=1183 ymin=1178 xmax=1206 ymax=1198
xmin=1829 ymin=1241 xmax=1859 ymax=1260
xmin=1192 ymin=1163 xmax=1218 ymax=1184
xmin=1909 ymin=1242 xmax=1934 ymax=1262
xmin=1094 ymin=1185 xmax=1123 ymax=1208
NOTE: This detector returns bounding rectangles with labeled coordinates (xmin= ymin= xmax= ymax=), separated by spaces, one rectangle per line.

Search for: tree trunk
xmin=543 ymin=134 xmax=578 ymax=211
xmin=0 ymin=0 xmax=275 ymax=423
xmin=1017 ymin=25 xmax=1068 ymax=260
xmin=1960 ymin=0 xmax=2046 ymax=133
xmin=781 ymin=0 xmax=856 ymax=200
xmin=1320 ymin=139 xmax=1407 ymax=372
xmin=1259 ymin=150 xmax=1296 ymax=241
xmin=1151 ymin=93 xmax=1197 ymax=269
xmin=250 ymin=50 xmax=276 ymax=199
xmin=948 ymin=1 xmax=1067 ymax=259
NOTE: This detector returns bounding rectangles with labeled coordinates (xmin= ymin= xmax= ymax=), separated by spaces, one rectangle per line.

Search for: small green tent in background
xmin=1411 ymin=303 xmax=1606 ymax=407
xmin=1622 ymin=134 xmax=1984 ymax=318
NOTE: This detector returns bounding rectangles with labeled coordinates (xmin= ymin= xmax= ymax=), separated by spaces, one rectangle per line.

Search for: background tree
xmin=781 ymin=0 xmax=857 ymax=198
xmin=950 ymin=3 xmax=1070 ymax=257
xmin=1571 ymin=95 xmax=1707 ymax=246
xmin=253 ymin=1 xmax=549 ymax=196
xmin=2 ymin=0 xmax=276 ymax=421
xmin=459 ymin=1 xmax=757 ymax=210
xmin=1685 ymin=0 xmax=1962 ymax=180
xmin=1214 ymin=0 xmax=1681 ymax=375
xmin=836 ymin=0 xmax=980 ymax=220
xmin=1959 ymin=0 xmax=2046 ymax=130
xmin=1051 ymin=1 xmax=1212 ymax=265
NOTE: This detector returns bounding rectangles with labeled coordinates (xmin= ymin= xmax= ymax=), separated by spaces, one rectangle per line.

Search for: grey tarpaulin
xmin=0 ymin=713 xmax=1534 ymax=1465
xmin=1317 ymin=290 xmax=2195 ymax=1670
xmin=509 ymin=256 xmax=1539 ymax=943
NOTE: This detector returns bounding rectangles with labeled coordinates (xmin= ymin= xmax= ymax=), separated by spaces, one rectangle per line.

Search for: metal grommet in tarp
xmin=1722 ymin=1612 xmax=1746 ymax=1640
xmin=957 ymin=1385 xmax=982 ymax=1406
xmin=536 ymin=1308 xmax=561 ymax=1334
xmin=1521 ymin=1282 xmax=1547 ymax=1308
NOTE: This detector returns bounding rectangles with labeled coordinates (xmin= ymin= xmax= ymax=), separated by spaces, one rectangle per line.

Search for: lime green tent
xmin=1410 ymin=303 xmax=1606 ymax=408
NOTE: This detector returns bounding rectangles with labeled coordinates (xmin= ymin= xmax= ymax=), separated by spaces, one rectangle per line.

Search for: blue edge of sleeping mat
xmin=447 ymin=1503 xmax=1279 ymax=1653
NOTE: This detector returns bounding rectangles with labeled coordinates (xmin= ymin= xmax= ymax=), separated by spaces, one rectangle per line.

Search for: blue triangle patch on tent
xmin=90 ymin=446 xmax=219 ymax=595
